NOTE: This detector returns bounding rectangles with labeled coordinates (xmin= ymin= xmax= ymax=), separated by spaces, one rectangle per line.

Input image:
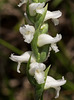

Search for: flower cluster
xmin=10 ymin=0 xmax=66 ymax=99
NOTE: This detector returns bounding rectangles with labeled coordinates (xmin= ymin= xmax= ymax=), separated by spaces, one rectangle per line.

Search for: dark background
xmin=0 ymin=0 xmax=74 ymax=100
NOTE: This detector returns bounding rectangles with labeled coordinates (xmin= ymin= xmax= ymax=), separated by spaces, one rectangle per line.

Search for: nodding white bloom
xmin=44 ymin=76 xmax=66 ymax=98
xmin=29 ymin=2 xmax=45 ymax=16
xmin=44 ymin=11 xmax=62 ymax=25
xmin=19 ymin=25 xmax=35 ymax=43
xmin=37 ymin=33 xmax=62 ymax=47
xmin=10 ymin=51 xmax=36 ymax=73
xmin=37 ymin=9 xmax=62 ymax=25
xmin=18 ymin=0 xmax=32 ymax=7
xmin=29 ymin=62 xmax=46 ymax=84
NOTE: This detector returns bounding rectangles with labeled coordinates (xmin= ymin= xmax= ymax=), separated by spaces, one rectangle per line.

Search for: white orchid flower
xmin=29 ymin=62 xmax=46 ymax=84
xmin=19 ymin=25 xmax=35 ymax=43
xmin=29 ymin=2 xmax=45 ymax=16
xmin=37 ymin=9 xmax=62 ymax=25
xmin=10 ymin=51 xmax=36 ymax=73
xmin=18 ymin=0 xmax=32 ymax=7
xmin=38 ymin=33 xmax=62 ymax=47
xmin=37 ymin=34 xmax=62 ymax=53
xmin=45 ymin=11 xmax=62 ymax=24
xmin=44 ymin=76 xmax=66 ymax=98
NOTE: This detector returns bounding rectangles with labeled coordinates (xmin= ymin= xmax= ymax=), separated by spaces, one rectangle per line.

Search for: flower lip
xmin=44 ymin=76 xmax=66 ymax=98
xmin=37 ymin=34 xmax=62 ymax=47
xmin=29 ymin=62 xmax=46 ymax=76
xmin=10 ymin=51 xmax=36 ymax=73
xmin=19 ymin=25 xmax=35 ymax=43
xmin=29 ymin=2 xmax=45 ymax=16
xmin=29 ymin=62 xmax=46 ymax=84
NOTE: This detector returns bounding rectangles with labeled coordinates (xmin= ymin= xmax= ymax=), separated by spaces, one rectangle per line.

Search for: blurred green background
xmin=0 ymin=0 xmax=74 ymax=100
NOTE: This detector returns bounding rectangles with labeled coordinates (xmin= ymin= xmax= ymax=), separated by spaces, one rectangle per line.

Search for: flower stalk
xmin=10 ymin=0 xmax=66 ymax=100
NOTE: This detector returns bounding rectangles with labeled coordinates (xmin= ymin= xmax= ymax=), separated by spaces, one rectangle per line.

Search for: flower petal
xmin=55 ymin=86 xmax=61 ymax=98
xmin=44 ymin=76 xmax=66 ymax=89
xmin=19 ymin=25 xmax=35 ymax=43
xmin=37 ymin=34 xmax=62 ymax=47
xmin=10 ymin=51 xmax=36 ymax=73
xmin=52 ymin=18 xmax=59 ymax=26
xmin=29 ymin=62 xmax=46 ymax=76
xmin=17 ymin=62 xmax=21 ymax=73
xmin=29 ymin=2 xmax=45 ymax=16
xmin=51 ymin=43 xmax=59 ymax=53
xmin=44 ymin=10 xmax=62 ymax=21
xmin=34 ymin=70 xmax=45 ymax=84
xmin=44 ymin=76 xmax=66 ymax=98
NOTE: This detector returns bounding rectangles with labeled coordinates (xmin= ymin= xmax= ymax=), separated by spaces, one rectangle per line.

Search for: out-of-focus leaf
xmin=0 ymin=39 xmax=23 ymax=54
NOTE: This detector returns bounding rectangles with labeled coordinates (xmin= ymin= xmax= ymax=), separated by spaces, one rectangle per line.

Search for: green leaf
xmin=35 ymin=65 xmax=51 ymax=100
xmin=26 ymin=56 xmax=36 ymax=86
xmin=0 ymin=39 xmax=23 ymax=55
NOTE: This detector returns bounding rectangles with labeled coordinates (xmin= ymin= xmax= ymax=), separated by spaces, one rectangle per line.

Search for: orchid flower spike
xmin=19 ymin=25 xmax=35 ymax=43
xmin=37 ymin=9 xmax=62 ymax=25
xmin=37 ymin=34 xmax=62 ymax=52
xmin=29 ymin=62 xmax=46 ymax=84
xmin=18 ymin=0 xmax=32 ymax=7
xmin=29 ymin=2 xmax=45 ymax=16
xmin=44 ymin=76 xmax=66 ymax=98
xmin=10 ymin=51 xmax=36 ymax=73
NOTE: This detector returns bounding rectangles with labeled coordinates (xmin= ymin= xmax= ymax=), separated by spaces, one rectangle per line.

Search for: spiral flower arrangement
xmin=10 ymin=0 xmax=66 ymax=100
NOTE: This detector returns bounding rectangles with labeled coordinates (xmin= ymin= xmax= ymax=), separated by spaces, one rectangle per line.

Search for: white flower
xmin=29 ymin=62 xmax=46 ymax=84
xmin=37 ymin=34 xmax=62 ymax=54
xmin=10 ymin=51 xmax=36 ymax=73
xmin=36 ymin=9 xmax=62 ymax=25
xmin=46 ymin=10 xmax=62 ymax=25
xmin=18 ymin=0 xmax=32 ymax=7
xmin=19 ymin=25 xmax=35 ymax=43
xmin=37 ymin=33 xmax=62 ymax=46
xmin=29 ymin=2 xmax=45 ymax=16
xmin=44 ymin=76 xmax=66 ymax=98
